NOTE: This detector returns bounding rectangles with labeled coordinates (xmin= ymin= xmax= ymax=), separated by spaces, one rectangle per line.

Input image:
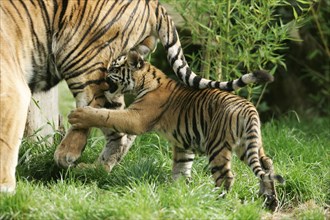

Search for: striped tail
xmin=156 ymin=5 xmax=274 ymax=91
xmin=208 ymin=70 xmax=274 ymax=91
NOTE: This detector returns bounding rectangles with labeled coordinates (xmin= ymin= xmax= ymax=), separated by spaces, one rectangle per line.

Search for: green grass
xmin=1 ymin=105 xmax=329 ymax=219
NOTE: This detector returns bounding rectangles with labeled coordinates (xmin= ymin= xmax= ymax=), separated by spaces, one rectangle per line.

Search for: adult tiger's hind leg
xmin=0 ymin=76 xmax=31 ymax=193
xmin=98 ymin=95 xmax=136 ymax=172
xmin=172 ymin=146 xmax=195 ymax=181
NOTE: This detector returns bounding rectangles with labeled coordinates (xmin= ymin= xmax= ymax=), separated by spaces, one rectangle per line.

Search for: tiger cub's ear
xmin=127 ymin=50 xmax=145 ymax=71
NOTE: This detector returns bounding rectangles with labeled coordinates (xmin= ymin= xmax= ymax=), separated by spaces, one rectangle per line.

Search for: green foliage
xmin=165 ymin=0 xmax=315 ymax=106
xmin=299 ymin=0 xmax=330 ymax=115
xmin=1 ymin=116 xmax=328 ymax=219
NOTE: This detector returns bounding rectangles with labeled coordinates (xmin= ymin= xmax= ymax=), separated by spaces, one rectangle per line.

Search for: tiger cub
xmin=68 ymin=51 xmax=284 ymax=211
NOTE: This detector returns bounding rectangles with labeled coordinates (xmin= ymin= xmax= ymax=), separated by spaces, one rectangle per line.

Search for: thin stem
xmin=311 ymin=5 xmax=330 ymax=58
xmin=201 ymin=18 xmax=212 ymax=79
xmin=256 ymin=84 xmax=268 ymax=109
xmin=223 ymin=0 xmax=231 ymax=77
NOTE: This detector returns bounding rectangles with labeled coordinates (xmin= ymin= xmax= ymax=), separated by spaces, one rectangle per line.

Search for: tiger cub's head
xmin=105 ymin=50 xmax=144 ymax=99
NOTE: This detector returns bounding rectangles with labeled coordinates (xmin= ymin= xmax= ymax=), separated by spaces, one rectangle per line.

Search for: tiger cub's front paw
xmin=68 ymin=106 xmax=98 ymax=129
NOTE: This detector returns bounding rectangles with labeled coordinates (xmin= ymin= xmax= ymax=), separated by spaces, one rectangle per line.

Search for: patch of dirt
xmin=262 ymin=200 xmax=329 ymax=220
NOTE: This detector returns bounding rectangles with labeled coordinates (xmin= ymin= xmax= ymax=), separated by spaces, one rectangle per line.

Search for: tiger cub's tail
xmin=218 ymin=70 xmax=274 ymax=91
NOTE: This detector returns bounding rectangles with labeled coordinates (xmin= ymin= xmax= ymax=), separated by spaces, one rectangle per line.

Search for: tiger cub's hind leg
xmin=208 ymin=143 xmax=235 ymax=197
xmin=239 ymin=136 xmax=281 ymax=211
xmin=172 ymin=146 xmax=195 ymax=181
xmin=258 ymin=147 xmax=280 ymax=212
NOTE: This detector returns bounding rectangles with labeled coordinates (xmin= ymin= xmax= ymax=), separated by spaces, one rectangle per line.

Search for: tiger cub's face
xmin=105 ymin=51 xmax=144 ymax=100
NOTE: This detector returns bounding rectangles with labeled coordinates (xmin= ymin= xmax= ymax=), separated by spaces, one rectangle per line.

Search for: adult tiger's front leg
xmin=0 ymin=73 xmax=31 ymax=193
xmin=59 ymin=94 xmax=136 ymax=171
xmin=54 ymin=128 xmax=89 ymax=168
xmin=54 ymin=84 xmax=108 ymax=168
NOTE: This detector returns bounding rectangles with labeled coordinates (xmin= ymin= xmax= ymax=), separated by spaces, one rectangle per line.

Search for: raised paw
xmin=68 ymin=106 xmax=98 ymax=129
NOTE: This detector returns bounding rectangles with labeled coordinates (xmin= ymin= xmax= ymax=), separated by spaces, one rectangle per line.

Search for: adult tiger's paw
xmin=68 ymin=106 xmax=97 ymax=129
xmin=0 ymin=182 xmax=16 ymax=194
xmin=54 ymin=128 xmax=88 ymax=168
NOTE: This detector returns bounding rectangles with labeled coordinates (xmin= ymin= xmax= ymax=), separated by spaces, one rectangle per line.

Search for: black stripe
xmin=125 ymin=1 xmax=150 ymax=49
xmin=193 ymin=77 xmax=202 ymax=88
xmin=107 ymin=135 xmax=124 ymax=142
xmin=254 ymin=167 xmax=263 ymax=176
xmin=69 ymin=78 xmax=106 ymax=91
xmin=106 ymin=78 xmax=119 ymax=93
xmin=215 ymin=169 xmax=230 ymax=183
xmin=165 ymin=22 xmax=178 ymax=50
xmin=64 ymin=31 xmax=120 ymax=75
xmin=208 ymin=145 xmax=226 ymax=164
xmin=18 ymin=0 xmax=43 ymax=48
xmin=175 ymin=158 xmax=194 ymax=163
xmin=192 ymin=109 xmax=201 ymax=146
xmin=240 ymin=152 xmax=246 ymax=161
xmin=155 ymin=3 xmax=162 ymax=32
xmin=226 ymin=81 xmax=233 ymax=91
xmin=29 ymin=0 xmax=36 ymax=7
xmin=248 ymin=159 xmax=259 ymax=167
xmin=104 ymin=101 xmax=122 ymax=109
xmin=38 ymin=0 xmax=51 ymax=29
xmin=61 ymin=1 xmax=115 ymax=71
xmin=38 ymin=0 xmax=55 ymax=89
xmin=65 ymin=61 xmax=103 ymax=80
xmin=184 ymin=68 xmax=192 ymax=85
xmin=236 ymin=77 xmax=246 ymax=87
xmin=169 ymin=46 xmax=181 ymax=66
xmin=247 ymin=151 xmax=258 ymax=159
xmin=247 ymin=143 xmax=257 ymax=151
xmin=211 ymin=164 xmax=225 ymax=174
xmin=240 ymin=143 xmax=257 ymax=161
xmin=246 ymin=134 xmax=258 ymax=140
xmin=58 ymin=0 xmax=68 ymax=31
xmin=9 ymin=1 xmax=23 ymax=20
xmin=183 ymin=111 xmax=192 ymax=149
xmin=74 ymin=0 xmax=88 ymax=31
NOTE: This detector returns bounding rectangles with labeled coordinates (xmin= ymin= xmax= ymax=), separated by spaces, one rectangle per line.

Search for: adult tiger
xmin=68 ymin=51 xmax=283 ymax=211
